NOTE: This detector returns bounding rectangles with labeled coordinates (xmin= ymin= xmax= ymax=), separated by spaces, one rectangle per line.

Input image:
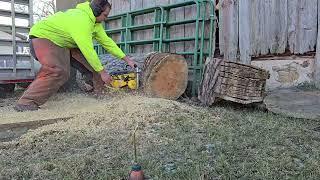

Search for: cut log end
xmin=143 ymin=53 xmax=188 ymax=100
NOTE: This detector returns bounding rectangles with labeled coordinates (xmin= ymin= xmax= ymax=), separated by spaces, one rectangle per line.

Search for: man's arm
xmin=95 ymin=24 xmax=125 ymax=59
xmin=94 ymin=24 xmax=136 ymax=68
xmin=69 ymin=25 xmax=112 ymax=84
xmin=69 ymin=28 xmax=104 ymax=72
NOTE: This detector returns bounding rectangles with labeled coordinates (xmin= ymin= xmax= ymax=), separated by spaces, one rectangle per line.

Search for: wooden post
xmin=143 ymin=0 xmax=156 ymax=53
xmin=288 ymin=0 xmax=317 ymax=54
xmin=315 ymin=1 xmax=320 ymax=88
xmin=131 ymin=0 xmax=144 ymax=53
xmin=239 ymin=0 xmax=251 ymax=64
xmin=220 ymin=0 xmax=239 ymax=62
xmin=169 ymin=0 xmax=186 ymax=53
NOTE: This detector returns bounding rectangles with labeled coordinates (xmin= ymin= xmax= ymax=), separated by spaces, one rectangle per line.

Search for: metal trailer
xmin=0 ymin=0 xmax=38 ymax=93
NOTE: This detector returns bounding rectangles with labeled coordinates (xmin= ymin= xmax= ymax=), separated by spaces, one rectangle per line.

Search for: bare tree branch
xmin=33 ymin=0 xmax=56 ymax=21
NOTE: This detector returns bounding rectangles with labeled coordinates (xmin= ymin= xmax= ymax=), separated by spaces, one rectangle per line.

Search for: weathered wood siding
xmin=315 ymin=0 xmax=320 ymax=87
xmin=219 ymin=0 xmax=239 ymax=62
xmin=220 ymin=0 xmax=318 ymax=64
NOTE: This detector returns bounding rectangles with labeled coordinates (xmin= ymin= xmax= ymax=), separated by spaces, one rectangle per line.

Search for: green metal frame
xmin=95 ymin=0 xmax=215 ymax=96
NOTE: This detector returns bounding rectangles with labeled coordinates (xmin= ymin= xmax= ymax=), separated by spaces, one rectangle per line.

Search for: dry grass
xmin=0 ymin=93 xmax=320 ymax=179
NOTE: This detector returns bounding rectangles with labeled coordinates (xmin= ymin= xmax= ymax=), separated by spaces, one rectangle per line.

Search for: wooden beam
xmin=220 ymin=0 xmax=239 ymax=62
xmin=131 ymin=0 xmax=144 ymax=53
xmin=169 ymin=0 xmax=186 ymax=53
xmin=315 ymin=0 xmax=320 ymax=88
xmin=288 ymin=0 xmax=317 ymax=54
xmin=239 ymin=0 xmax=251 ymax=64
xmin=142 ymin=0 xmax=156 ymax=53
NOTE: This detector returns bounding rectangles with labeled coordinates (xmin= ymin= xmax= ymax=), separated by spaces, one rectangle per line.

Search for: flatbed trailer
xmin=0 ymin=0 xmax=39 ymax=93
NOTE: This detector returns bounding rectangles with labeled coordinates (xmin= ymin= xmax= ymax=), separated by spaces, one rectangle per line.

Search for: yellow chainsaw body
xmin=110 ymin=72 xmax=137 ymax=90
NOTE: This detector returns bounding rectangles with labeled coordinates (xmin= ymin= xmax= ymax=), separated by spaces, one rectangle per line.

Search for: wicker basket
xmin=199 ymin=58 xmax=270 ymax=105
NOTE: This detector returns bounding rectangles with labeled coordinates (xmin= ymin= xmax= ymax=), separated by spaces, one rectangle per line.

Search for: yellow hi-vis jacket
xmin=29 ymin=2 xmax=125 ymax=72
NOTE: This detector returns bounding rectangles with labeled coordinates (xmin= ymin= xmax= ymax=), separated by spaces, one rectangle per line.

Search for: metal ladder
xmin=95 ymin=0 xmax=215 ymax=96
xmin=0 ymin=0 xmax=34 ymax=82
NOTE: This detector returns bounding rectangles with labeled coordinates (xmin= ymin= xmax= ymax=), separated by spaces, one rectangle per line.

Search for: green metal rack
xmin=95 ymin=0 xmax=215 ymax=96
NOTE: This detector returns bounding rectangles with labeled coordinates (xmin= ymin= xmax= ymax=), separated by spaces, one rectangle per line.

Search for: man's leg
xmin=70 ymin=49 xmax=105 ymax=93
xmin=15 ymin=38 xmax=70 ymax=111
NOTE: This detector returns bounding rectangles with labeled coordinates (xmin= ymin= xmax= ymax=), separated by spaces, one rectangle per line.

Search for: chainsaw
xmin=108 ymin=65 xmax=140 ymax=90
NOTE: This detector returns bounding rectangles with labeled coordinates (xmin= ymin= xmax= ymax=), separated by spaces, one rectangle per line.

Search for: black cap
xmin=90 ymin=0 xmax=109 ymax=17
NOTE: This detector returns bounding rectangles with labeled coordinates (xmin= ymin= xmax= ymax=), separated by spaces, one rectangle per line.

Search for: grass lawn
xmin=0 ymin=94 xmax=319 ymax=179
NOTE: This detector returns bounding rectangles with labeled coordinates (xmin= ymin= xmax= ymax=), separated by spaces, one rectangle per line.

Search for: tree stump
xmin=198 ymin=58 xmax=270 ymax=106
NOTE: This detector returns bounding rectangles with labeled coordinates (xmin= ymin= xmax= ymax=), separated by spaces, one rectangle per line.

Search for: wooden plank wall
xmin=288 ymin=0 xmax=318 ymax=54
xmin=219 ymin=0 xmax=318 ymax=64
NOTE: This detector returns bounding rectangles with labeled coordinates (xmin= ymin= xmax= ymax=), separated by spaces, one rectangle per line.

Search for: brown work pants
xmin=18 ymin=38 xmax=104 ymax=106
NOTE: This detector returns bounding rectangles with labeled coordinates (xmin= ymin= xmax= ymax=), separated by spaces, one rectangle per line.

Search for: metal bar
xmin=164 ymin=10 xmax=170 ymax=52
xmin=127 ymin=39 xmax=160 ymax=45
xmin=11 ymin=0 xmax=17 ymax=74
xmin=163 ymin=37 xmax=209 ymax=43
xmin=155 ymin=8 xmax=163 ymax=51
xmin=106 ymin=28 xmax=125 ymax=34
xmin=0 ymin=73 xmax=35 ymax=81
xmin=207 ymin=0 xmax=215 ymax=59
xmin=0 ymin=39 xmax=28 ymax=46
xmin=106 ymin=6 xmax=163 ymax=21
xmin=176 ymin=51 xmax=209 ymax=55
xmin=152 ymin=9 xmax=157 ymax=51
xmin=199 ymin=1 xmax=206 ymax=77
xmin=0 ymin=54 xmax=30 ymax=57
xmin=187 ymin=66 xmax=203 ymax=69
xmin=128 ymin=23 xmax=162 ymax=31
xmin=120 ymin=15 xmax=126 ymax=51
xmin=159 ymin=7 xmax=165 ymax=52
xmin=0 ymin=24 xmax=30 ymax=34
xmin=192 ymin=1 xmax=201 ymax=96
xmin=28 ymin=0 xmax=33 ymax=26
xmin=29 ymin=0 xmax=34 ymax=76
xmin=124 ymin=13 xmax=130 ymax=53
xmin=0 ymin=0 xmax=29 ymax=5
xmin=163 ymin=1 xmax=198 ymax=9
xmin=106 ymin=24 xmax=162 ymax=33
xmin=166 ymin=19 xmax=199 ymax=26
xmin=0 ymin=9 xmax=29 ymax=19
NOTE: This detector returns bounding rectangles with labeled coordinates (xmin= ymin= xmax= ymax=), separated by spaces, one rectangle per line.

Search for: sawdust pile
xmin=0 ymin=93 xmax=109 ymax=125
xmin=0 ymin=94 xmax=218 ymax=179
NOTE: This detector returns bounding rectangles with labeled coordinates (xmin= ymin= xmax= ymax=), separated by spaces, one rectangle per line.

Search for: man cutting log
xmin=14 ymin=0 xmax=135 ymax=112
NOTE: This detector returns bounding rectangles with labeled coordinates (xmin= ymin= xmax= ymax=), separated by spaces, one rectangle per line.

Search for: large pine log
xmin=72 ymin=50 xmax=188 ymax=100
